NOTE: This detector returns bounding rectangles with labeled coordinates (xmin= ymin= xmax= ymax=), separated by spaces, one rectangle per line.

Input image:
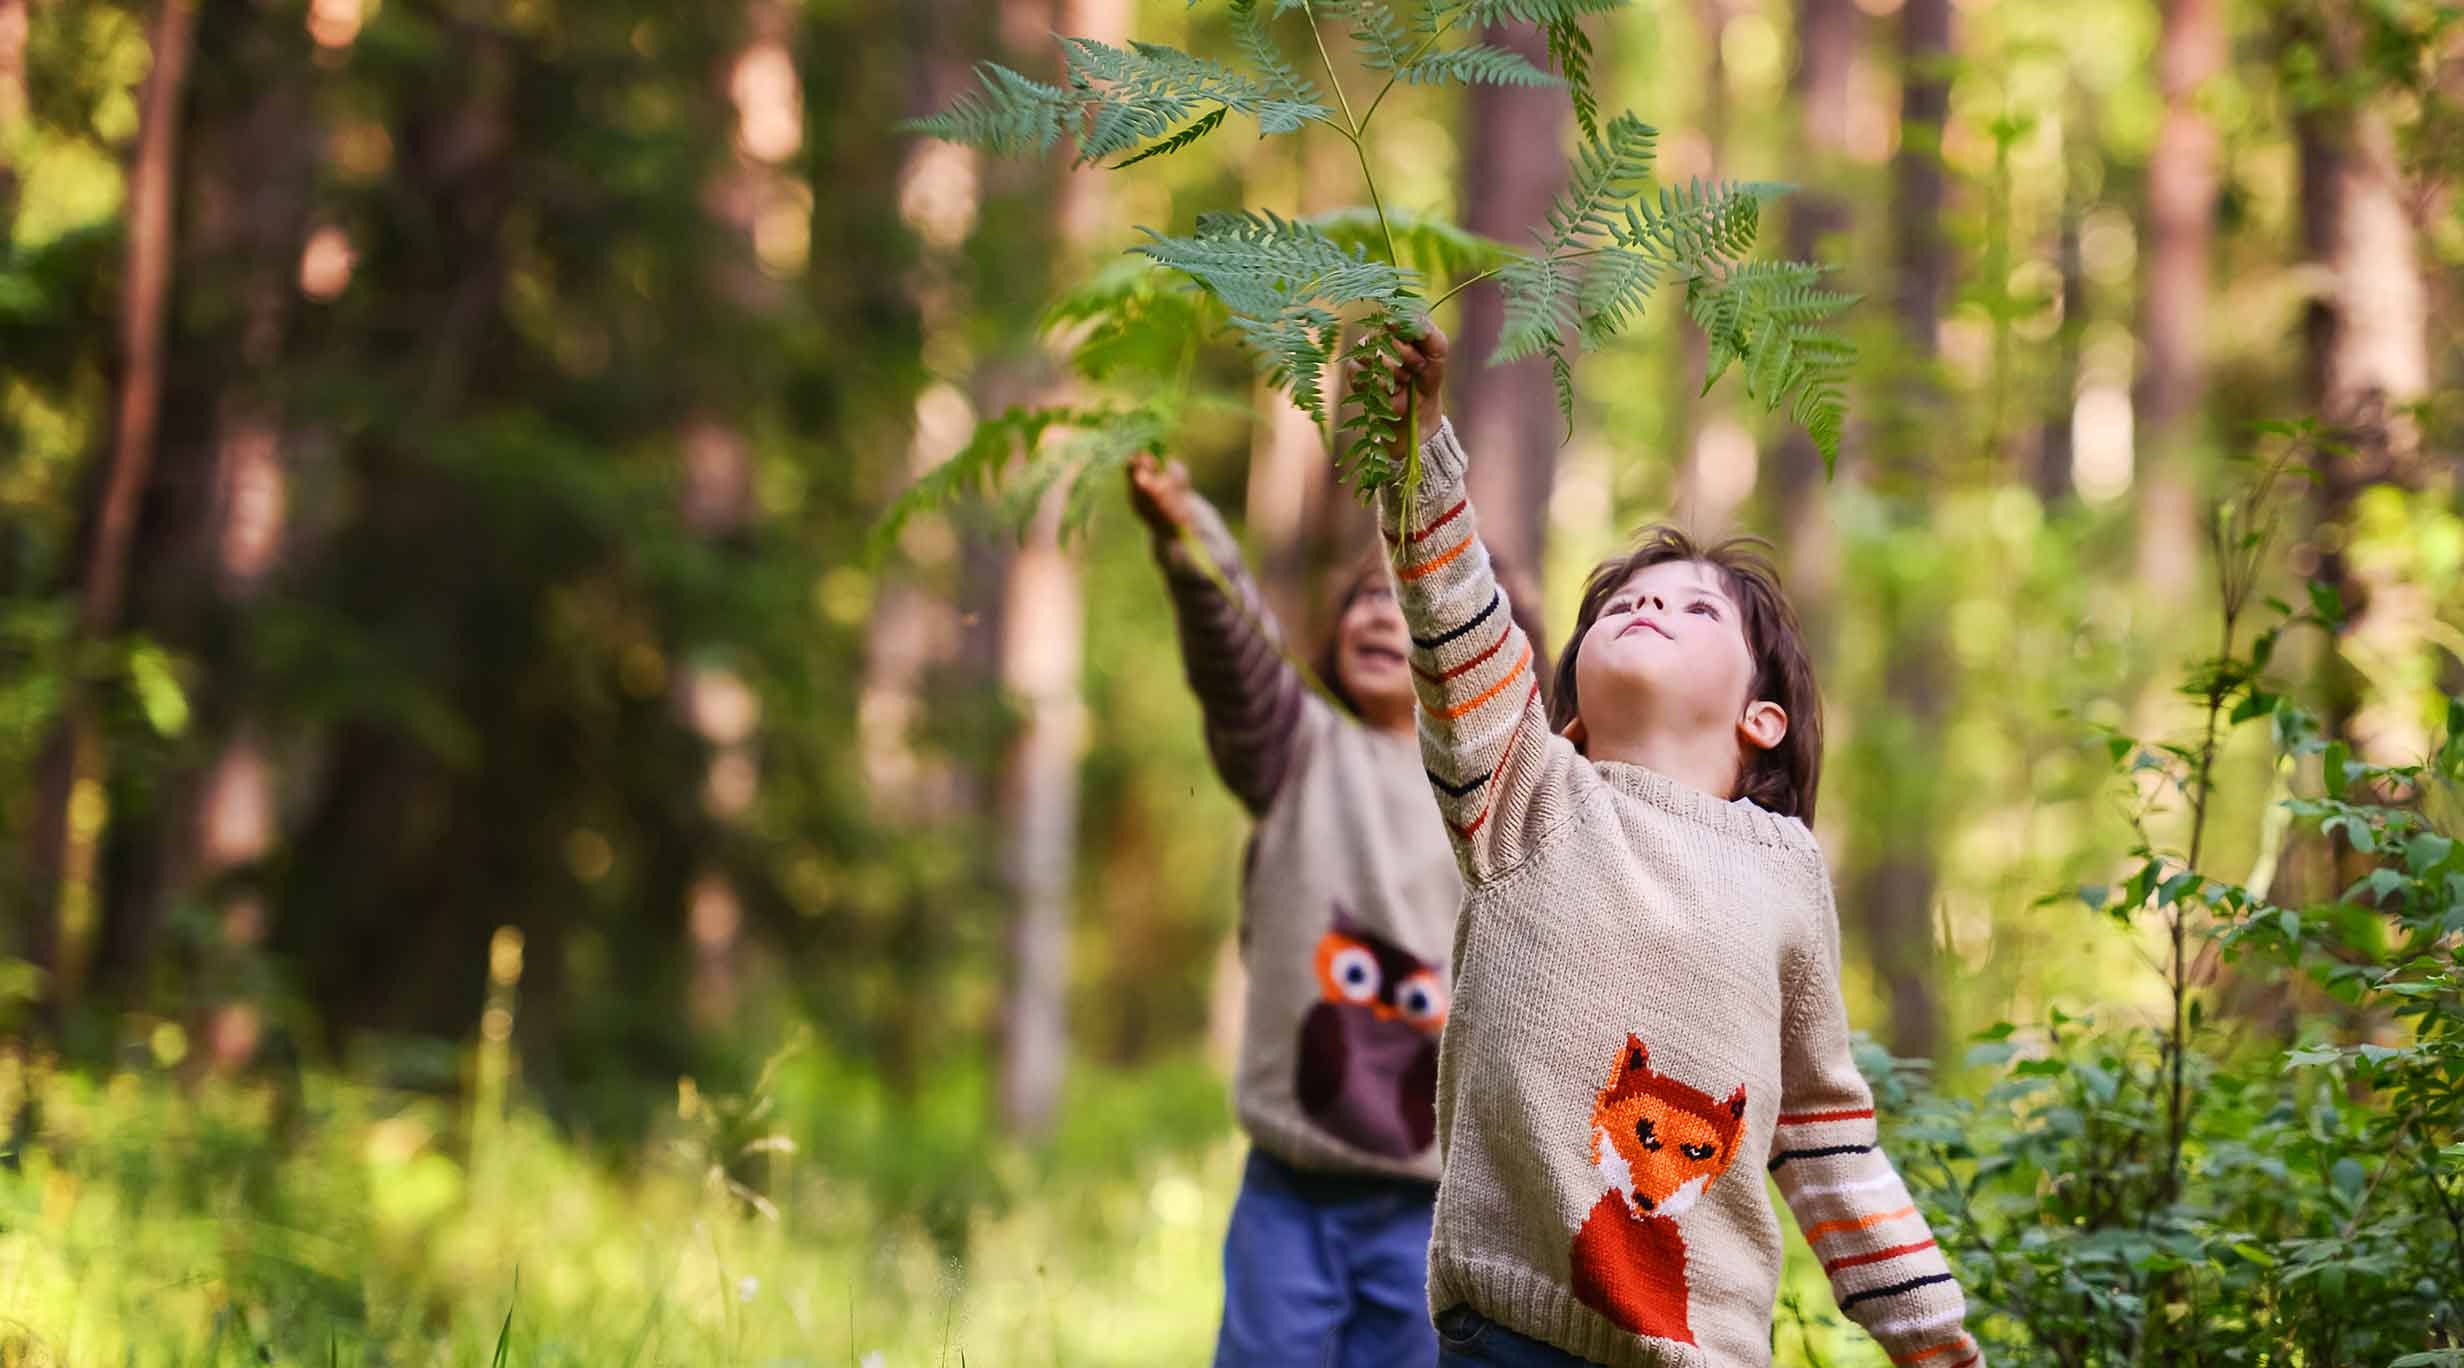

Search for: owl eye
xmin=1395 ymin=969 xmax=1448 ymax=1029
xmin=1327 ymin=946 xmax=1380 ymax=1004
xmin=1680 ymin=1142 xmax=1717 ymax=1161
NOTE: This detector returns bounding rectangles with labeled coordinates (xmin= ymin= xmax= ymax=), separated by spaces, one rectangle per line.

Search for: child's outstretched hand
xmin=1126 ymin=452 xmax=1196 ymax=537
xmin=1391 ymin=323 xmax=1448 ymax=429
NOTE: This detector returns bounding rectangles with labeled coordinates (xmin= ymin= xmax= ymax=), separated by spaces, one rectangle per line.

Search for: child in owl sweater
xmin=1357 ymin=329 xmax=1984 ymax=1368
xmin=1128 ymin=453 xmax=1466 ymax=1367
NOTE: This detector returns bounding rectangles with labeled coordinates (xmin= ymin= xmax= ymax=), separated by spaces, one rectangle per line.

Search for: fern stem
xmin=1355 ymin=22 xmax=1459 ymax=129
xmin=1427 ymin=265 xmax=1502 ymax=313
xmin=1300 ymin=2 xmax=1403 ymax=268
xmin=1426 ymin=246 xmax=1608 ymax=314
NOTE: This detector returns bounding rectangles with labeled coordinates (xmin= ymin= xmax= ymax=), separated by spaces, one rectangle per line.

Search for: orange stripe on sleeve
xmin=1889 ymin=1336 xmax=1971 ymax=1367
xmin=1433 ymin=644 xmax=1531 ymax=721
xmin=1399 ymin=532 xmax=1475 ymax=582
xmin=1822 ymin=1238 xmax=1938 ymax=1275
xmin=1803 ymin=1205 xmax=1918 ymax=1243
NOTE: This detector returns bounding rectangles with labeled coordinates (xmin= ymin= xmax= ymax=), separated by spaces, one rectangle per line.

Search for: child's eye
xmin=1688 ymin=602 xmax=1719 ymax=617
xmin=1604 ymin=599 xmax=1632 ymax=616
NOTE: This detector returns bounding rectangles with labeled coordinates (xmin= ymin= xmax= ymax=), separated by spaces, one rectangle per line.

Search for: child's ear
xmin=1737 ymin=700 xmax=1787 ymax=753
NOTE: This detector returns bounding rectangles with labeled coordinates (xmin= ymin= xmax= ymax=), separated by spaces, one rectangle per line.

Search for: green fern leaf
xmin=1304 ymin=206 xmax=1519 ymax=280
xmin=1325 ymin=0 xmax=1416 ymax=73
xmin=1136 ymin=210 xmax=1420 ymax=424
xmin=1493 ymin=250 xmax=1572 ymax=363
xmin=1545 ymin=17 xmax=1598 ymax=139
xmin=1538 ymin=113 xmax=1658 ymax=253
xmin=1573 ymin=247 xmax=1662 ymax=348
xmin=1548 ymin=350 xmax=1577 ymax=438
xmin=1452 ymin=0 xmax=1627 ymax=22
xmin=868 ymin=407 xmax=1082 ymax=563
xmin=1397 ymin=43 xmax=1562 ymax=86
xmin=900 ymin=62 xmax=1076 ymax=156
xmin=1230 ymin=0 xmax=1324 ymax=105
xmin=1111 ymin=107 xmax=1229 ymax=167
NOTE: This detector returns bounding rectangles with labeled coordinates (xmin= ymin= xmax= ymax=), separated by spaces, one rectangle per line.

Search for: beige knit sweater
xmin=1153 ymin=492 xmax=1462 ymax=1183
xmin=1385 ymin=418 xmax=1982 ymax=1367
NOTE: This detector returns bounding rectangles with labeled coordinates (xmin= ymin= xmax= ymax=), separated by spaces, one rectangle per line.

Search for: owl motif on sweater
xmin=1294 ymin=906 xmax=1447 ymax=1158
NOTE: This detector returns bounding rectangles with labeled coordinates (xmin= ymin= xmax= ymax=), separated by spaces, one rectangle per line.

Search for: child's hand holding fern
xmin=1348 ymin=322 xmax=1450 ymax=460
xmin=1126 ymin=452 xmax=1197 ymax=537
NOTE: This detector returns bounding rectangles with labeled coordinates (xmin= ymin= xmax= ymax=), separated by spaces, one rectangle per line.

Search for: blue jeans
xmin=1213 ymin=1148 xmax=1439 ymax=1368
xmin=1434 ymin=1307 xmax=1595 ymax=1367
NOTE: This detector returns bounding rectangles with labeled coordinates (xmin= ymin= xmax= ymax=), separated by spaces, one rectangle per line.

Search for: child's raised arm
xmin=1770 ymin=875 xmax=1985 ymax=1367
xmin=1131 ymin=453 xmax=1310 ymax=814
xmin=1369 ymin=329 xmax=1586 ymax=884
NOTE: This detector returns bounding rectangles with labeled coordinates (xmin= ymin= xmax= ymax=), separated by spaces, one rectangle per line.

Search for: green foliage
xmin=894 ymin=0 xmax=1857 ymax=533
xmin=1871 ymin=448 xmax=2464 ymax=1363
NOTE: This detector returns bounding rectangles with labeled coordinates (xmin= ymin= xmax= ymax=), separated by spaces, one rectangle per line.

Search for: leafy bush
xmin=1872 ymin=432 xmax=2464 ymax=1365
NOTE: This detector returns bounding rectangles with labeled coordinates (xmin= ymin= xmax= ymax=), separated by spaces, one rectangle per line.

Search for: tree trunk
xmin=22 ymin=0 xmax=198 ymax=1008
xmin=0 ymin=0 xmax=25 ymax=220
xmin=1850 ymin=0 xmax=1953 ymax=1062
xmin=990 ymin=0 xmax=1112 ymax=1141
xmin=1768 ymin=0 xmax=1860 ymax=652
xmin=2135 ymin=0 xmax=2222 ymax=589
xmin=1451 ymin=21 xmax=1569 ymax=582
xmin=2035 ymin=201 xmax=2083 ymax=506
xmin=2294 ymin=9 xmax=2431 ymax=781
xmin=94 ymin=6 xmax=321 ymax=1008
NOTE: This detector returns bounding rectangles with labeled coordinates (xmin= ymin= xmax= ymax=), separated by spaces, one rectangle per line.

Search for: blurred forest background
xmin=0 ymin=0 xmax=2459 ymax=1361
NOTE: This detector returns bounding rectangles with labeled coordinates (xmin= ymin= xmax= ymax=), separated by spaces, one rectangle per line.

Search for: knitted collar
xmin=1590 ymin=758 xmax=1814 ymax=851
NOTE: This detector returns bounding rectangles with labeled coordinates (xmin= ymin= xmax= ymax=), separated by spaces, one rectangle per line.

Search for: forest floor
xmin=0 ymin=1062 xmax=1887 ymax=1366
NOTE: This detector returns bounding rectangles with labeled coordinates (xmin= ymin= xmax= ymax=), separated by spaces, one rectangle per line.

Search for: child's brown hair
xmin=1545 ymin=527 xmax=1822 ymax=825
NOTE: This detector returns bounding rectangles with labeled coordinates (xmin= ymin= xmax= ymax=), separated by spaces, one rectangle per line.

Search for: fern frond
xmin=1136 ymin=211 xmax=1420 ymax=424
xmin=1548 ymin=350 xmax=1576 ymax=438
xmin=1573 ymin=247 xmax=1662 ymax=348
xmin=1397 ymin=42 xmax=1562 ymax=85
xmin=1305 ymin=206 xmax=1518 ymax=280
xmin=1616 ymin=177 xmax=1775 ymax=266
xmin=1492 ymin=249 xmax=1572 ymax=363
xmin=868 ymin=407 xmax=1085 ymax=562
xmin=1685 ymin=261 xmax=1858 ymax=466
xmin=1043 ymin=258 xmax=1220 ymax=382
xmin=1111 ymin=107 xmax=1228 ymax=167
xmin=1453 ymin=0 xmax=1626 ymax=22
xmin=1324 ymin=0 xmax=1416 ymax=73
xmin=1230 ymin=0 xmax=1323 ymax=105
xmin=1538 ymin=113 xmax=1658 ymax=253
xmin=900 ymin=62 xmax=1076 ymax=156
xmin=1545 ymin=17 xmax=1600 ymax=140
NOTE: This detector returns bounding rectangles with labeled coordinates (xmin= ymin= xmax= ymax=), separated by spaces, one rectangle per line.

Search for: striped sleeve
xmin=1770 ymin=874 xmax=1984 ymax=1368
xmin=1379 ymin=417 xmax=1585 ymax=884
xmin=1152 ymin=489 xmax=1312 ymax=815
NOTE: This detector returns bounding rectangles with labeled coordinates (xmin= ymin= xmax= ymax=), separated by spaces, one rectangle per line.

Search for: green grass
xmin=0 ymin=1058 xmax=1889 ymax=1366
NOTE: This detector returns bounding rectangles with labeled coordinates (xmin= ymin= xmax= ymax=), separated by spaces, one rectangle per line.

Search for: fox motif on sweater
xmin=1570 ymin=1035 xmax=1747 ymax=1345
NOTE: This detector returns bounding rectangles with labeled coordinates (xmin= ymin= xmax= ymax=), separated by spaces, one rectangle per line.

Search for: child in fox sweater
xmin=1129 ymin=452 xmax=1468 ymax=1367
xmin=1359 ymin=329 xmax=1983 ymax=1368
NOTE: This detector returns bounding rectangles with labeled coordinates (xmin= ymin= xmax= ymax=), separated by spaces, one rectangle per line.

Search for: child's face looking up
xmin=1334 ymin=579 xmax=1415 ymax=728
xmin=1573 ymin=558 xmax=1780 ymax=764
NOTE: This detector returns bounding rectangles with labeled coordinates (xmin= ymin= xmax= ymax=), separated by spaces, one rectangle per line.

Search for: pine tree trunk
xmin=1451 ymin=21 xmax=1569 ymax=582
xmin=2135 ymin=0 xmax=2221 ymax=589
xmin=2295 ymin=9 xmax=2430 ymax=784
xmin=1851 ymin=0 xmax=1952 ymax=1062
xmin=93 ymin=6 xmax=321 ymax=1009
xmin=21 ymin=0 xmax=198 ymax=1009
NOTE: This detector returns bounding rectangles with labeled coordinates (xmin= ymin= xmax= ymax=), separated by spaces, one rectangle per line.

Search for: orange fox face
xmin=1588 ymin=1034 xmax=1746 ymax=1219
